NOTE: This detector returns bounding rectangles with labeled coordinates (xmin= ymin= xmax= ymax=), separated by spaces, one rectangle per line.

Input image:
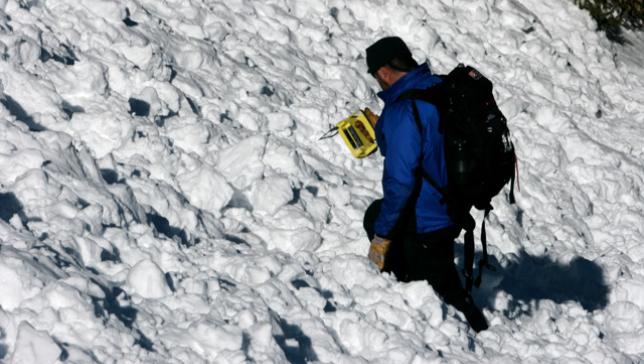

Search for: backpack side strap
xmin=474 ymin=207 xmax=494 ymax=289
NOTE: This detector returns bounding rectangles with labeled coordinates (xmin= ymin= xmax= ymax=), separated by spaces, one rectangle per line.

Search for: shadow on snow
xmin=456 ymin=247 xmax=610 ymax=315
xmin=0 ymin=192 xmax=28 ymax=225
xmin=270 ymin=310 xmax=318 ymax=364
xmin=0 ymin=94 xmax=47 ymax=132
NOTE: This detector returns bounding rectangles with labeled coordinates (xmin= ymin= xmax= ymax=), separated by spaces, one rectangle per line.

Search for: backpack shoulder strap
xmin=398 ymin=82 xmax=446 ymax=110
xmin=398 ymin=81 xmax=448 ymax=133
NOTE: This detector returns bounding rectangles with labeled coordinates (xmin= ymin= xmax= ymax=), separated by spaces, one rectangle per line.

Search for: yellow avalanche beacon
xmin=335 ymin=108 xmax=379 ymax=158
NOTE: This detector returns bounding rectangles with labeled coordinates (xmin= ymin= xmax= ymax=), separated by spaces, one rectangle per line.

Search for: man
xmin=363 ymin=36 xmax=488 ymax=332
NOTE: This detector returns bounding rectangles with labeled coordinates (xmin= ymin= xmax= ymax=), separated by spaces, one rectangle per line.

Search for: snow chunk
xmin=164 ymin=117 xmax=211 ymax=157
xmin=0 ymin=257 xmax=41 ymax=311
xmin=127 ymin=259 xmax=171 ymax=299
xmin=250 ymin=175 xmax=293 ymax=215
xmin=50 ymin=59 xmax=109 ymax=101
xmin=69 ymin=111 xmax=132 ymax=159
xmin=132 ymin=87 xmax=163 ymax=118
xmin=177 ymin=165 xmax=233 ymax=215
xmin=188 ymin=321 xmax=243 ymax=358
xmin=10 ymin=321 xmax=61 ymax=364
xmin=216 ymin=136 xmax=265 ymax=189
xmin=266 ymin=111 xmax=293 ymax=133
xmin=79 ymin=0 xmax=125 ymax=23
xmin=605 ymin=301 xmax=644 ymax=355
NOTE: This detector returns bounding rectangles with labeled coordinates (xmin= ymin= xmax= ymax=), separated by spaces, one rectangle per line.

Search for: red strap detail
xmin=515 ymin=156 xmax=521 ymax=192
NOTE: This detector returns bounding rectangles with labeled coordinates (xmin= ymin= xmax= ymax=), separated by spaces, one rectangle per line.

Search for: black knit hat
xmin=366 ymin=36 xmax=413 ymax=74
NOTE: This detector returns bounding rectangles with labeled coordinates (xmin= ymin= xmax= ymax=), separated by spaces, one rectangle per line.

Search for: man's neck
xmin=381 ymin=71 xmax=407 ymax=90
xmin=391 ymin=71 xmax=407 ymax=85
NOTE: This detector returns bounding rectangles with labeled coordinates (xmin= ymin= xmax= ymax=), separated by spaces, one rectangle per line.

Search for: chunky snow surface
xmin=0 ymin=0 xmax=643 ymax=362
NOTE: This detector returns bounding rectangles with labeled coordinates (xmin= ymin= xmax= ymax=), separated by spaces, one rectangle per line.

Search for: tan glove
xmin=368 ymin=235 xmax=392 ymax=271
xmin=363 ymin=108 xmax=379 ymax=127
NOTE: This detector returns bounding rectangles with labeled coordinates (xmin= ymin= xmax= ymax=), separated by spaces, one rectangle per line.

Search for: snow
xmin=0 ymin=0 xmax=643 ymax=362
xmin=127 ymin=259 xmax=172 ymax=299
xmin=10 ymin=321 xmax=61 ymax=364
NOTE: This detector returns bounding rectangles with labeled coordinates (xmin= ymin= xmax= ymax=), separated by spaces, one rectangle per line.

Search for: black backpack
xmin=398 ymin=64 xmax=517 ymax=293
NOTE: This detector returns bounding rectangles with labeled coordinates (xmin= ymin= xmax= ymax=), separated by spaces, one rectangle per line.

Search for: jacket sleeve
xmin=374 ymin=102 xmax=423 ymax=238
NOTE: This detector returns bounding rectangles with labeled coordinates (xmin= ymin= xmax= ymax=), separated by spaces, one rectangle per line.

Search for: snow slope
xmin=0 ymin=0 xmax=643 ymax=362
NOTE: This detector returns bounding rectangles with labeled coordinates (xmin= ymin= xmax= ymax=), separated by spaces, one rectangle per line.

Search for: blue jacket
xmin=374 ymin=64 xmax=454 ymax=237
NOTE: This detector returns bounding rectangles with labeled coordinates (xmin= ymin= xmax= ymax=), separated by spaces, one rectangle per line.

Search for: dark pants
xmin=363 ymin=199 xmax=468 ymax=307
